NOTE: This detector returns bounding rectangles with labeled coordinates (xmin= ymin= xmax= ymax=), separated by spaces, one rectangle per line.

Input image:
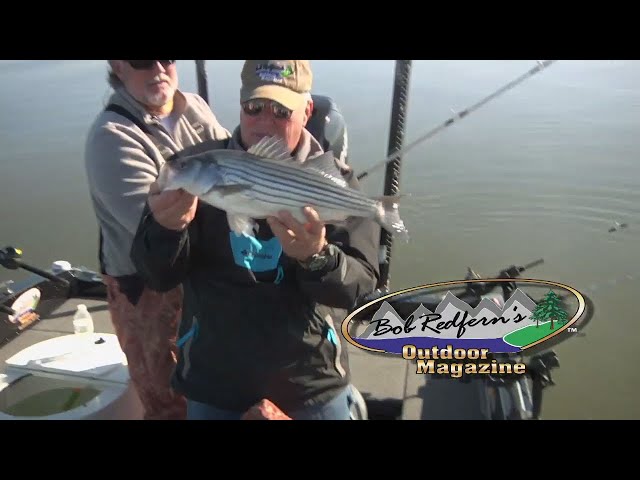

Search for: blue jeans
xmin=187 ymin=385 xmax=356 ymax=420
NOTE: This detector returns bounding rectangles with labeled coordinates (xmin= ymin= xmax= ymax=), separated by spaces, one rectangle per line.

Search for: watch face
xmin=301 ymin=244 xmax=336 ymax=271
xmin=309 ymin=253 xmax=329 ymax=271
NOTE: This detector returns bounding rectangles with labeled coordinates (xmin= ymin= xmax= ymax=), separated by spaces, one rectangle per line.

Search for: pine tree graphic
xmin=530 ymin=290 xmax=569 ymax=330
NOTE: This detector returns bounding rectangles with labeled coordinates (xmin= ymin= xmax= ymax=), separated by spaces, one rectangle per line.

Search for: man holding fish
xmin=131 ymin=60 xmax=407 ymax=419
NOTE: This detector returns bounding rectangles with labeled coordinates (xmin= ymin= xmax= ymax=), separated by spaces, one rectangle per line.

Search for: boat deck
xmin=348 ymin=335 xmax=486 ymax=420
xmin=2 ymin=297 xmax=487 ymax=420
xmin=0 ymin=298 xmax=111 ymax=369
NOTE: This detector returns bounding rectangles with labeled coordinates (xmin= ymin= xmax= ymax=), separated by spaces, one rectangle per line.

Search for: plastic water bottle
xmin=73 ymin=304 xmax=94 ymax=337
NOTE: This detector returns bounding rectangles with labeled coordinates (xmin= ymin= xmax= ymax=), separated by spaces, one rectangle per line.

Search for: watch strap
xmin=299 ymin=243 xmax=336 ymax=271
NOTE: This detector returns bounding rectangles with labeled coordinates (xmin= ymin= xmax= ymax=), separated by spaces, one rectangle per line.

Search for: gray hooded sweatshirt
xmin=84 ymin=87 xmax=230 ymax=278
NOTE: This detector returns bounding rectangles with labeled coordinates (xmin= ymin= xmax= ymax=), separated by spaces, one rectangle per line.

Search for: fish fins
xmin=303 ymin=152 xmax=348 ymax=188
xmin=375 ymin=195 xmax=410 ymax=242
xmin=247 ymin=136 xmax=291 ymax=160
xmin=247 ymin=136 xmax=348 ymax=188
xmin=227 ymin=214 xmax=259 ymax=237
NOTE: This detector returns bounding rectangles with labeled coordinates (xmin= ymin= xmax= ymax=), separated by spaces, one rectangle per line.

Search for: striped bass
xmin=156 ymin=135 xmax=409 ymax=240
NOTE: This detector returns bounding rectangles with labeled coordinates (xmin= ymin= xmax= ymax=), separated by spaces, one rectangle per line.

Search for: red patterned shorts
xmin=103 ymin=274 xmax=187 ymax=420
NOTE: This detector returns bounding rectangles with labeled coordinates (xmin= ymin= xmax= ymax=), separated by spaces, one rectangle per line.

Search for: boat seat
xmin=306 ymin=95 xmax=349 ymax=165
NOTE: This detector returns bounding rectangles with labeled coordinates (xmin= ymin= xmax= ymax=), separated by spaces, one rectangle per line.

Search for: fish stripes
xmin=231 ymin=155 xmax=366 ymax=204
xmin=220 ymin=161 xmax=375 ymax=214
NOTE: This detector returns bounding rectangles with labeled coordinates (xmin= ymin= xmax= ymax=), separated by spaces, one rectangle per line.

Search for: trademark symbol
xmin=568 ymin=327 xmax=578 ymax=333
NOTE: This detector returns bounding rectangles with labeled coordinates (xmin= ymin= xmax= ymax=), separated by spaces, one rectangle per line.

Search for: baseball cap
xmin=240 ymin=60 xmax=313 ymax=111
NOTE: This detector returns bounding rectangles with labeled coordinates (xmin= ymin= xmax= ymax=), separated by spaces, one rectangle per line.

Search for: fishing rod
xmin=378 ymin=60 xmax=412 ymax=291
xmin=357 ymin=60 xmax=558 ymax=182
xmin=0 ymin=246 xmax=69 ymax=287
xmin=195 ymin=60 xmax=209 ymax=105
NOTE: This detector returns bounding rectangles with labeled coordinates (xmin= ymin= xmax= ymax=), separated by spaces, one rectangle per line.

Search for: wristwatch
xmin=299 ymin=243 xmax=338 ymax=271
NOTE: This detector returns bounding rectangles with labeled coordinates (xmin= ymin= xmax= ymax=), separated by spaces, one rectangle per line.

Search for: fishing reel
xmin=0 ymin=246 xmax=24 ymax=270
xmin=460 ymin=258 xmax=545 ymax=306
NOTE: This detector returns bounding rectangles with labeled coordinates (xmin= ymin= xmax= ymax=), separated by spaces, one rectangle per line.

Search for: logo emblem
xmin=256 ymin=64 xmax=293 ymax=84
xmin=342 ymin=279 xmax=590 ymax=378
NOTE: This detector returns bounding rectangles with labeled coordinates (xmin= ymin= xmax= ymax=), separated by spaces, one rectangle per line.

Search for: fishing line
xmin=357 ymin=60 xmax=558 ymax=182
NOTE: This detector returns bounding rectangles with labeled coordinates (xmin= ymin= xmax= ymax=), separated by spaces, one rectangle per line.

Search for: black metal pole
xmin=378 ymin=60 xmax=412 ymax=291
xmin=195 ymin=60 xmax=209 ymax=105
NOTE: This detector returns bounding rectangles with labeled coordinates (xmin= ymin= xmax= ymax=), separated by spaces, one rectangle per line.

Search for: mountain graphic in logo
xmin=354 ymin=289 xmax=553 ymax=354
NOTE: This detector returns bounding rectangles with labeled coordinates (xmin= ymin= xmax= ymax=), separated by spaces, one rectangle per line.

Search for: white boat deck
xmin=1 ymin=298 xmax=111 ymax=368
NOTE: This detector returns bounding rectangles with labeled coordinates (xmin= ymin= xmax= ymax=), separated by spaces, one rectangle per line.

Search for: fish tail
xmin=375 ymin=195 xmax=409 ymax=242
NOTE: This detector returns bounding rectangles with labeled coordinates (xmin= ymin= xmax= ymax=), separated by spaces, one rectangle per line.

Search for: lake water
xmin=0 ymin=60 xmax=638 ymax=419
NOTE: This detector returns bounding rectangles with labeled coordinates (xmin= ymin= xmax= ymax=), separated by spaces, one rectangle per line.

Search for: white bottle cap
xmin=51 ymin=261 xmax=72 ymax=273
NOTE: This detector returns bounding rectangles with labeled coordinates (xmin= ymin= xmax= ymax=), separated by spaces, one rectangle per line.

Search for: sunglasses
xmin=126 ymin=60 xmax=176 ymax=70
xmin=242 ymin=99 xmax=292 ymax=120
